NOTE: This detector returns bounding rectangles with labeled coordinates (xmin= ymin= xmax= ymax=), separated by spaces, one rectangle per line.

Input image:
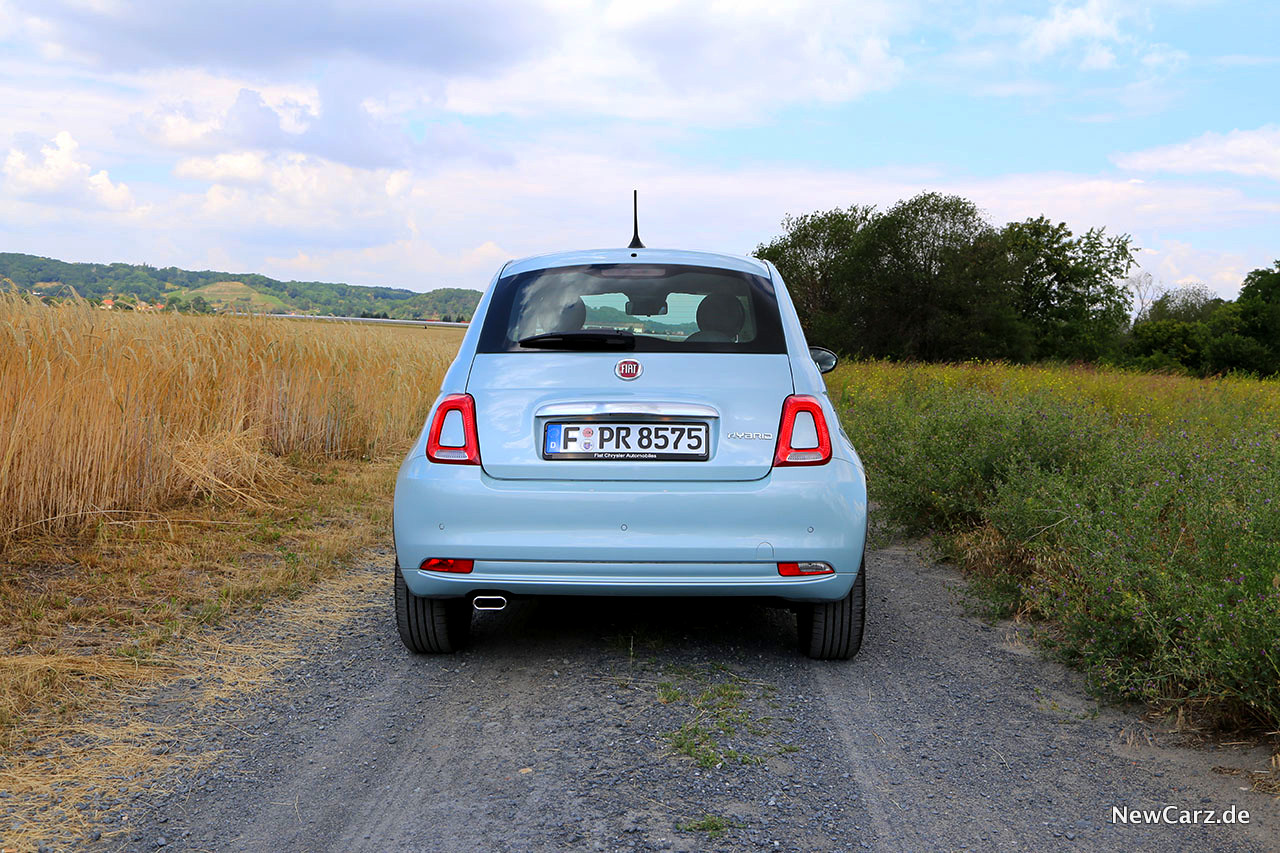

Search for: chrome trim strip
xmin=535 ymin=401 xmax=720 ymax=418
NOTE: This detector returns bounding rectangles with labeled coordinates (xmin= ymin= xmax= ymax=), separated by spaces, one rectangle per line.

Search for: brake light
xmin=420 ymin=558 xmax=474 ymax=574
xmin=426 ymin=394 xmax=481 ymax=465
xmin=773 ymin=395 xmax=832 ymax=466
xmin=778 ymin=561 xmax=834 ymax=576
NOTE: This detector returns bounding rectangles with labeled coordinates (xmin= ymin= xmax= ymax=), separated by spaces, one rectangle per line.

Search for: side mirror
xmin=809 ymin=346 xmax=838 ymax=374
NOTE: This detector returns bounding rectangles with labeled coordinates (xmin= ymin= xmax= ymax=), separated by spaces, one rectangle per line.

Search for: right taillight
xmin=426 ymin=393 xmax=481 ymax=465
xmin=773 ymin=394 xmax=832 ymax=467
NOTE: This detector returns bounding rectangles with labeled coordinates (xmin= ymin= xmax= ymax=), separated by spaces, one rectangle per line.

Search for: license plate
xmin=542 ymin=422 xmax=709 ymax=461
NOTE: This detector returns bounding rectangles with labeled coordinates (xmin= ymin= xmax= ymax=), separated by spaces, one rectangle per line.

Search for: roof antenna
xmin=628 ymin=189 xmax=645 ymax=249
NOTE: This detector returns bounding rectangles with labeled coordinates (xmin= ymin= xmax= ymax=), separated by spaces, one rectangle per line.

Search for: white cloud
xmin=1212 ymin=54 xmax=1280 ymax=68
xmin=1132 ymin=240 xmax=1256 ymax=298
xmin=1114 ymin=125 xmax=1280 ymax=181
xmin=1080 ymin=44 xmax=1116 ymax=70
xmin=265 ymin=239 xmax=512 ymax=290
xmin=442 ymin=0 xmax=910 ymax=122
xmin=977 ymin=80 xmax=1056 ymax=97
xmin=3 ymin=131 xmax=134 ymax=209
xmin=174 ymin=151 xmax=268 ymax=183
xmin=1021 ymin=0 xmax=1121 ymax=59
xmin=8 ymin=0 xmax=551 ymax=74
xmin=1140 ymin=44 xmax=1189 ymax=70
xmin=0 ymin=1 xmax=18 ymax=39
xmin=169 ymin=153 xmax=413 ymax=251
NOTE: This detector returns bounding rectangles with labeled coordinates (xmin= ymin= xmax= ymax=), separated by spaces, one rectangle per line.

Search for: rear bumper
xmin=393 ymin=457 xmax=867 ymax=602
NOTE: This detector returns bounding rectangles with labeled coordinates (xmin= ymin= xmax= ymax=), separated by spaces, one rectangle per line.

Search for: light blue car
xmin=393 ymin=247 xmax=869 ymax=659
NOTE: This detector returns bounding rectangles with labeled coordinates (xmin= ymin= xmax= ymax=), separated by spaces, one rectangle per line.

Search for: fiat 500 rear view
xmin=393 ymin=248 xmax=868 ymax=659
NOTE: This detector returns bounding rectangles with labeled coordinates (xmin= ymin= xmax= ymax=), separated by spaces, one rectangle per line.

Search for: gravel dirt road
xmin=83 ymin=540 xmax=1277 ymax=853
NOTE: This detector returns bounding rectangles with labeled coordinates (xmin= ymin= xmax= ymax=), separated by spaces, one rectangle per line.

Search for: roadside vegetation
xmin=0 ymin=296 xmax=459 ymax=742
xmin=831 ymin=361 xmax=1280 ymax=732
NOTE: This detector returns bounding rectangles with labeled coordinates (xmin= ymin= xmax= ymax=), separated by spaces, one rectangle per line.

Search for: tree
xmin=1130 ymin=320 xmax=1208 ymax=373
xmin=850 ymin=193 xmax=1031 ymax=361
xmin=1128 ymin=270 xmax=1166 ymax=322
xmin=1146 ymin=284 xmax=1223 ymax=324
xmin=1237 ymin=261 xmax=1280 ymax=350
xmin=754 ymin=206 xmax=876 ymax=348
xmin=188 ymin=295 xmax=213 ymax=314
xmin=1204 ymin=333 xmax=1275 ymax=375
xmin=1001 ymin=216 xmax=1136 ymax=361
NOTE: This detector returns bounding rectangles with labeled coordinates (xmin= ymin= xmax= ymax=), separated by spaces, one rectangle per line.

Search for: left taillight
xmin=773 ymin=395 xmax=832 ymax=467
xmin=426 ymin=393 xmax=481 ymax=465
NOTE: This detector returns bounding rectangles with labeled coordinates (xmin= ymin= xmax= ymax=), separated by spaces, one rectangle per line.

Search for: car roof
xmin=501 ymin=248 xmax=772 ymax=279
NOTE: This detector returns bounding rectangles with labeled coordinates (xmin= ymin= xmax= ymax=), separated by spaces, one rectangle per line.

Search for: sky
xmin=1 ymin=0 xmax=1277 ymax=298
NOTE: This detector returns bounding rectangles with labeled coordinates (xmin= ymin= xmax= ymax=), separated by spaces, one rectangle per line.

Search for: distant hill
xmin=585 ymin=304 xmax=698 ymax=336
xmin=0 ymin=252 xmax=482 ymax=320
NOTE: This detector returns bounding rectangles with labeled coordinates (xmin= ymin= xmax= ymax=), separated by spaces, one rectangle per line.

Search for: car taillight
xmin=778 ymin=561 xmax=834 ymax=576
xmin=420 ymin=558 xmax=474 ymax=573
xmin=773 ymin=395 xmax=832 ymax=467
xmin=426 ymin=393 xmax=481 ymax=465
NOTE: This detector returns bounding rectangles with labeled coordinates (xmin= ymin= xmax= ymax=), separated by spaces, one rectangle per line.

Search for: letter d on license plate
xmin=542 ymin=422 xmax=709 ymax=461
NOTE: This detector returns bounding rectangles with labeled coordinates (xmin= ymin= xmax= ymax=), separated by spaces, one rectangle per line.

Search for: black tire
xmin=797 ymin=560 xmax=865 ymax=660
xmin=395 ymin=563 xmax=472 ymax=653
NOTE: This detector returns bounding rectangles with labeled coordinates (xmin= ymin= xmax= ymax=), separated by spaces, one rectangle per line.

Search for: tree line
xmin=753 ymin=192 xmax=1277 ymax=377
xmin=1127 ymin=269 xmax=1279 ymax=376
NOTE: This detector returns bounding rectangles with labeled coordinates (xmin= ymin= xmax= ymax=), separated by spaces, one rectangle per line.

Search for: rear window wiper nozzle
xmin=518 ymin=330 xmax=636 ymax=351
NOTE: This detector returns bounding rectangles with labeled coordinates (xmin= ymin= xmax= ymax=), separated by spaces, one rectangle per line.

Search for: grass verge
xmin=0 ymin=456 xmax=398 ymax=740
xmin=830 ymin=360 xmax=1280 ymax=734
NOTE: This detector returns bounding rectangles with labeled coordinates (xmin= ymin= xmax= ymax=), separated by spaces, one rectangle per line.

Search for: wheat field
xmin=0 ymin=297 xmax=460 ymax=542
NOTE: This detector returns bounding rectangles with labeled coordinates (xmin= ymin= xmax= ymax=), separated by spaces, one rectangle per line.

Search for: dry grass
xmin=0 ymin=456 xmax=404 ymax=726
xmin=0 ymin=546 xmax=391 ymax=851
xmin=0 ymin=306 xmax=462 ymax=849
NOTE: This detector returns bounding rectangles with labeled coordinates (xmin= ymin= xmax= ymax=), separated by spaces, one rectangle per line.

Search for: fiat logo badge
xmin=615 ymin=359 xmax=643 ymax=381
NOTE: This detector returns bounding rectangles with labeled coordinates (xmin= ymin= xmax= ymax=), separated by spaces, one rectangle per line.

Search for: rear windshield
xmin=476 ymin=263 xmax=786 ymax=353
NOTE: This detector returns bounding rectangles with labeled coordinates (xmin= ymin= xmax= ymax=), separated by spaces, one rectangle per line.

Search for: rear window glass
xmin=476 ymin=264 xmax=786 ymax=353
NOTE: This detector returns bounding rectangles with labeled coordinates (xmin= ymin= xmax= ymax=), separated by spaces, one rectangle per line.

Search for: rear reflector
xmin=420 ymin=558 xmax=474 ymax=574
xmin=778 ymin=561 xmax=835 ymax=577
xmin=773 ymin=395 xmax=832 ymax=467
xmin=426 ymin=394 xmax=481 ymax=465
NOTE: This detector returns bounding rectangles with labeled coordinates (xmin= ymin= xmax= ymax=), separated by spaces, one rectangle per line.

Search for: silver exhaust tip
xmin=472 ymin=595 xmax=507 ymax=611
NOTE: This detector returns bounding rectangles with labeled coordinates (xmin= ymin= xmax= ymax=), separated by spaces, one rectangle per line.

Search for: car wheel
xmin=797 ymin=559 xmax=865 ymax=660
xmin=395 ymin=563 xmax=472 ymax=653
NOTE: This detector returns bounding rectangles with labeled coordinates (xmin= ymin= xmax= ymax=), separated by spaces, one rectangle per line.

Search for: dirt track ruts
xmin=83 ymin=540 xmax=1277 ymax=852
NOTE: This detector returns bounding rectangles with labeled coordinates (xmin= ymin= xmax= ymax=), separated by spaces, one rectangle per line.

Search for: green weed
xmin=678 ymin=814 xmax=739 ymax=837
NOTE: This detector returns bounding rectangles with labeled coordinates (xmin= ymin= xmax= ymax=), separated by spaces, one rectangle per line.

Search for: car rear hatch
xmin=467 ymin=352 xmax=792 ymax=481
xmin=466 ymin=260 xmax=794 ymax=482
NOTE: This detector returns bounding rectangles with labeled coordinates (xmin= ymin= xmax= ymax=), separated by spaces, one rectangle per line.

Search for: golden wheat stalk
xmin=0 ymin=296 xmax=450 ymax=543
